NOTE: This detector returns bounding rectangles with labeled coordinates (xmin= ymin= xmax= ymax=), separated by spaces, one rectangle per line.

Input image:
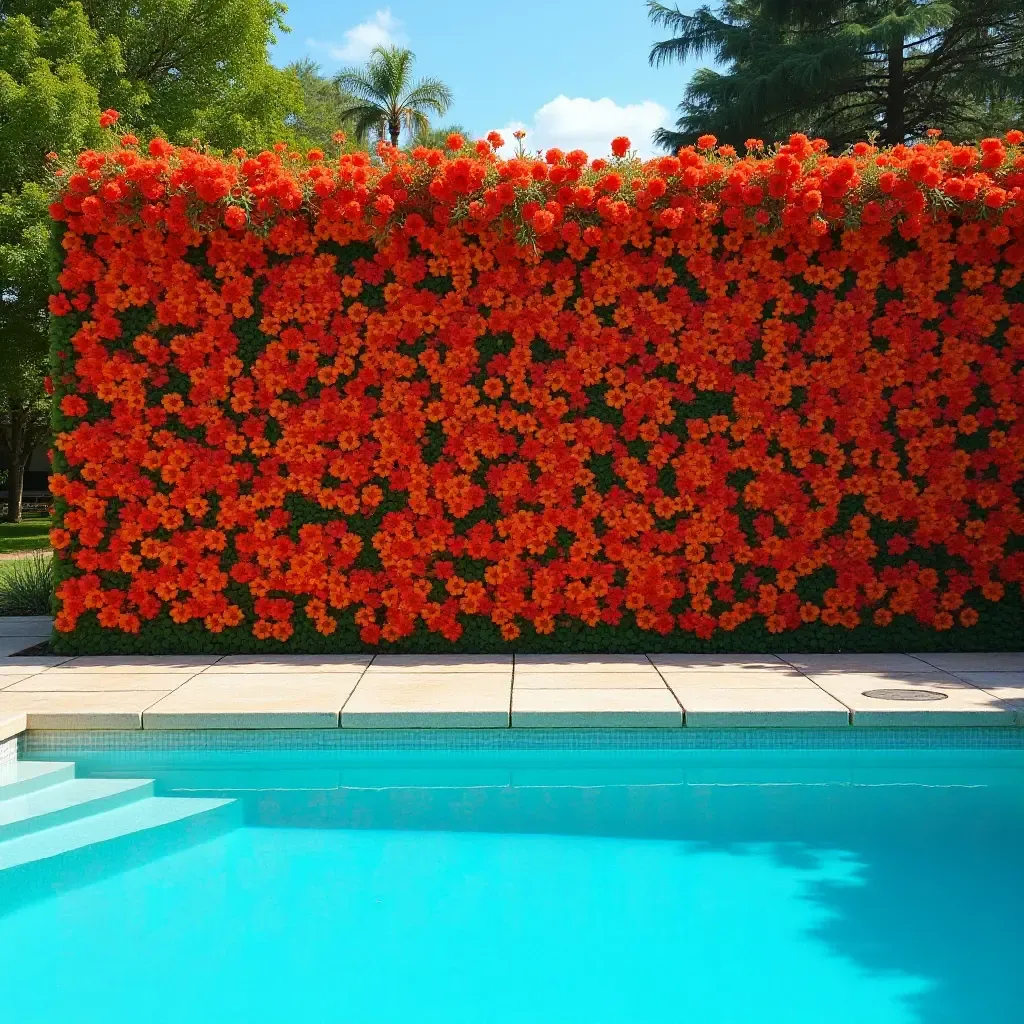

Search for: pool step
xmin=0 ymin=777 xmax=155 ymax=842
xmin=0 ymin=795 xmax=237 ymax=874
xmin=0 ymin=761 xmax=75 ymax=800
xmin=0 ymin=756 xmax=241 ymax=914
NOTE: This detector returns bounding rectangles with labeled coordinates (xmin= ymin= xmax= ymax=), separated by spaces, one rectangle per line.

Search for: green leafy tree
xmin=285 ymin=57 xmax=359 ymax=151
xmin=0 ymin=0 xmax=305 ymax=519
xmin=335 ymin=45 xmax=453 ymax=147
xmin=0 ymin=5 xmax=114 ymax=520
xmin=648 ymin=0 xmax=1024 ymax=150
xmin=9 ymin=0 xmax=302 ymax=149
xmin=0 ymin=183 xmax=56 ymax=522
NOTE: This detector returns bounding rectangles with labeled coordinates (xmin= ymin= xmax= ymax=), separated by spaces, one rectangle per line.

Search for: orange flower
xmin=46 ymin=128 xmax=1024 ymax=649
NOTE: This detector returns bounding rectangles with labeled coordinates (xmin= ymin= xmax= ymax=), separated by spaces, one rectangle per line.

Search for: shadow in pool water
xmin=7 ymin=755 xmax=1023 ymax=1024
xmin=238 ymin=772 xmax=1022 ymax=1024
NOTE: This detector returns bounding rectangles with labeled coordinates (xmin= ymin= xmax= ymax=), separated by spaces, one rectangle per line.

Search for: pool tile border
xmin=18 ymin=725 xmax=1024 ymax=757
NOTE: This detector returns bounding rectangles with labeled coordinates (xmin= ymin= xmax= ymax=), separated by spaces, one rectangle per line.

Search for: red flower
xmin=224 ymin=205 xmax=247 ymax=230
xmin=610 ymin=136 xmax=631 ymax=158
xmin=531 ymin=209 xmax=555 ymax=233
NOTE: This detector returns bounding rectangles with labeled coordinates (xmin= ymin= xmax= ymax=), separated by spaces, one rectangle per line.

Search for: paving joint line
xmin=644 ymin=653 xmax=685 ymax=725
xmin=508 ymin=653 xmax=515 ymax=729
xmin=337 ymin=653 xmax=376 ymax=728
xmin=141 ymin=667 xmax=209 ymax=729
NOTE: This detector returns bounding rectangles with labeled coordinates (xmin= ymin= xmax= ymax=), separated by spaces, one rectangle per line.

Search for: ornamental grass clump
xmin=0 ymin=553 xmax=53 ymax=617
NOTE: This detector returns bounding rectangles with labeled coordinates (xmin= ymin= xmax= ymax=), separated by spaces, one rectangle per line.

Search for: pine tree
xmin=648 ymin=0 xmax=1024 ymax=150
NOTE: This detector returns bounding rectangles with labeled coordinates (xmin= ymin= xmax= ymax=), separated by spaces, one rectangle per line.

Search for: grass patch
xmin=0 ymin=519 xmax=51 ymax=555
xmin=0 ymin=553 xmax=53 ymax=616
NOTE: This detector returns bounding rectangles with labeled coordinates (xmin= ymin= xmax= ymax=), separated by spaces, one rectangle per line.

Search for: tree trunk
xmin=884 ymin=35 xmax=905 ymax=144
xmin=388 ymin=120 xmax=401 ymax=147
xmin=2 ymin=405 xmax=32 ymax=524
xmin=6 ymin=455 xmax=25 ymax=524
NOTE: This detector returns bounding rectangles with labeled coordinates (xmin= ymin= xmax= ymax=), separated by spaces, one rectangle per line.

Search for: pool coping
xmin=0 ymin=631 xmax=1021 ymax=733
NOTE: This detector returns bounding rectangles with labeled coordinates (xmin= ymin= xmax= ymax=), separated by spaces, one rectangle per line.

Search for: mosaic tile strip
xmin=21 ymin=726 xmax=1024 ymax=758
xmin=0 ymin=734 xmax=16 ymax=769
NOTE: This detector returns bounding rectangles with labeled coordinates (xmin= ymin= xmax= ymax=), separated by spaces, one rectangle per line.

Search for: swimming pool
xmin=2 ymin=729 xmax=1023 ymax=1023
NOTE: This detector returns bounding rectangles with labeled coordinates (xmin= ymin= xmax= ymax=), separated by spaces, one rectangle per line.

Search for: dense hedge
xmin=46 ymin=121 xmax=1024 ymax=653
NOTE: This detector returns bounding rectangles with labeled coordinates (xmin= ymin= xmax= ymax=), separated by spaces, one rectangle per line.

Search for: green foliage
xmin=648 ymin=0 xmax=1024 ymax=149
xmin=410 ymin=123 xmax=468 ymax=150
xmin=0 ymin=5 xmax=112 ymax=431
xmin=335 ymin=45 xmax=453 ymax=147
xmin=0 ymin=0 xmax=314 ymax=519
xmin=0 ymin=551 xmax=53 ymax=615
xmin=285 ymin=57 xmax=360 ymax=152
xmin=48 ymin=597 xmax=1024 ymax=654
xmin=0 ymin=518 xmax=50 ymax=554
xmin=7 ymin=0 xmax=301 ymax=150
xmin=0 ymin=5 xmax=114 ymax=194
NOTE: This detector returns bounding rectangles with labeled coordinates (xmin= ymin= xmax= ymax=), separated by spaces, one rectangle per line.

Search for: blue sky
xmin=271 ymin=2 xmax=703 ymax=157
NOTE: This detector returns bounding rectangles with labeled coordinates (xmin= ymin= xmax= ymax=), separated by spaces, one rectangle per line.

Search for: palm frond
xmin=333 ymin=68 xmax=383 ymax=104
xmin=400 ymin=77 xmax=453 ymax=117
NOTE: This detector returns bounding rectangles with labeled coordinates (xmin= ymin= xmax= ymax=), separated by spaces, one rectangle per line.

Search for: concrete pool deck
xmin=0 ymin=618 xmax=1021 ymax=730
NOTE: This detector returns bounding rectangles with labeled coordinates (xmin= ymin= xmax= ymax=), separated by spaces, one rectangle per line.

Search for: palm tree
xmin=334 ymin=46 xmax=453 ymax=147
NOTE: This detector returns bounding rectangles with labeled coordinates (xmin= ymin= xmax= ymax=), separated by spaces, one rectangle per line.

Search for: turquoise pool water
xmin=2 ymin=738 xmax=1023 ymax=1023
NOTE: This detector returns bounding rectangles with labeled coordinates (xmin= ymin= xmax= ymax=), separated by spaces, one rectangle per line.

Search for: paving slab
xmin=949 ymin=671 xmax=1024 ymax=691
xmin=670 ymin=687 xmax=850 ymax=727
xmin=777 ymin=653 xmax=939 ymax=674
xmin=515 ymin=655 xmax=653 ymax=672
xmin=513 ymin=670 xmax=668 ymax=689
xmin=1 ymin=671 xmax=197 ymax=693
xmin=810 ymin=675 xmax=1017 ymax=726
xmin=952 ymin=674 xmax=1024 ymax=720
xmin=805 ymin=670 xmax=971 ymax=689
xmin=0 ymin=675 xmax=48 ymax=691
xmin=342 ymin=675 xmax=511 ymax=728
xmin=914 ymin=652 xmax=1024 ymax=672
xmin=144 ymin=674 xmax=362 ymax=728
xmin=0 ymin=713 xmax=26 ymax=742
xmin=0 ymin=617 xmax=52 ymax=637
xmin=204 ymin=655 xmax=373 ymax=673
xmin=649 ymin=655 xmax=789 ymax=671
xmin=62 ymin=656 xmax=219 ymax=672
xmin=0 ymin=655 xmax=71 ymax=673
xmin=511 ymin=688 xmax=682 ymax=728
xmin=656 ymin=669 xmax=817 ymax=687
xmin=369 ymin=655 xmax=512 ymax=673
xmin=0 ymin=691 xmax=165 ymax=729
xmin=0 ymin=638 xmax=51 ymax=660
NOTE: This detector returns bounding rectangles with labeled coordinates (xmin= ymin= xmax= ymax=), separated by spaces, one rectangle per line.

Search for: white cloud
xmin=489 ymin=96 xmax=670 ymax=160
xmin=307 ymin=9 xmax=406 ymax=63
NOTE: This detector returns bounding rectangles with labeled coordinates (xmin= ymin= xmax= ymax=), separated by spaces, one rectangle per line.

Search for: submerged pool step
xmin=0 ymin=795 xmax=238 ymax=875
xmin=0 ymin=761 xmax=75 ymax=801
xmin=0 ymin=778 xmax=155 ymax=843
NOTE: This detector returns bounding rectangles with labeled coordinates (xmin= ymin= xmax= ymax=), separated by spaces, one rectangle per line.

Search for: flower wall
xmin=47 ymin=125 xmax=1024 ymax=653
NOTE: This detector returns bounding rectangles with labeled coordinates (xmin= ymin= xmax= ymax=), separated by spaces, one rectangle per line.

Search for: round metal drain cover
xmin=862 ymin=688 xmax=948 ymax=701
